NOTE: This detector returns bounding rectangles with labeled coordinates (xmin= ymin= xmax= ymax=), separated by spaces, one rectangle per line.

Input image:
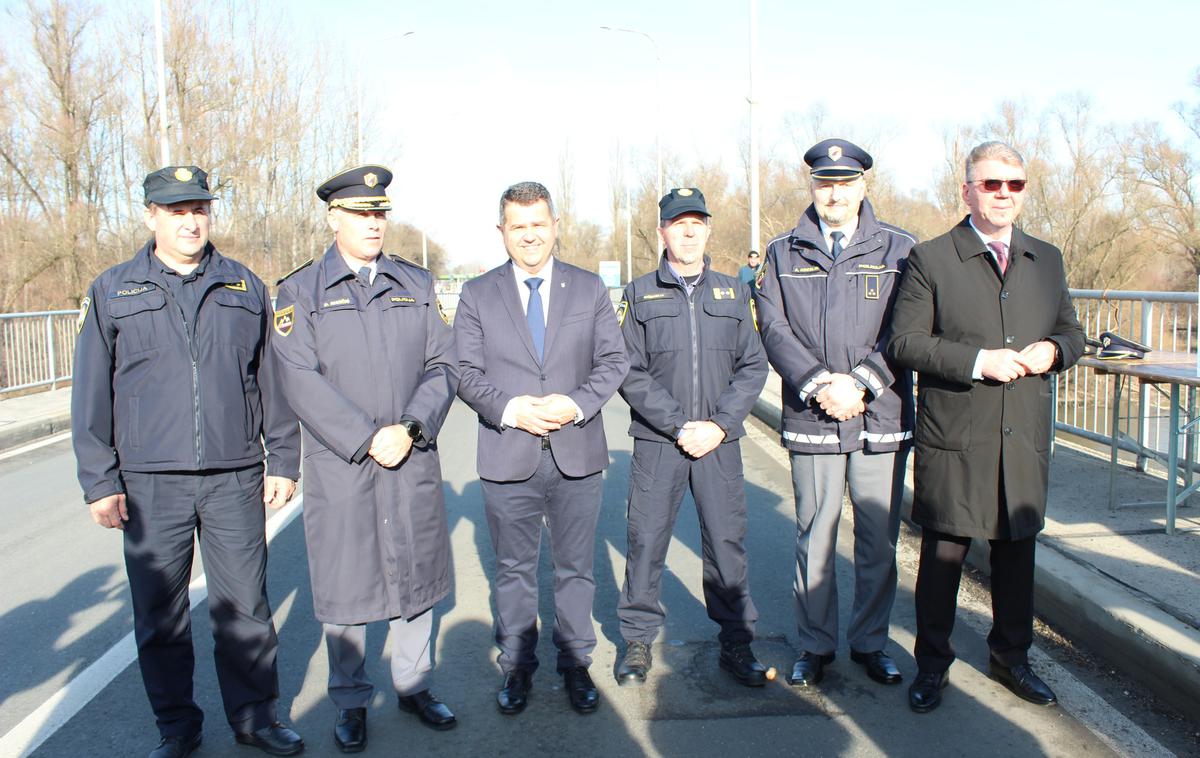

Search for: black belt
xmin=541 ymin=435 xmax=551 ymax=450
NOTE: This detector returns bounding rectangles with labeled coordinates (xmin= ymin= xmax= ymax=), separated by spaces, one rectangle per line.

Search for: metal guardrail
xmin=0 ymin=311 xmax=79 ymax=395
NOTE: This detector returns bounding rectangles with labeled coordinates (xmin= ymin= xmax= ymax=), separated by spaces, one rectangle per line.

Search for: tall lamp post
xmin=600 ymin=23 xmax=663 ymax=269
xmin=747 ymin=0 xmax=761 ymax=256
xmin=357 ymin=31 xmax=415 ymax=164
xmin=152 ymin=0 xmax=170 ymax=166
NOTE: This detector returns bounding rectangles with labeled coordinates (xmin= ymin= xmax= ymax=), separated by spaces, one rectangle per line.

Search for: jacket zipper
xmin=686 ymin=287 xmax=700 ymax=419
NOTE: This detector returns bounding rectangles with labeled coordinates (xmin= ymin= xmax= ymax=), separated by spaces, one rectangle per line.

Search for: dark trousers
xmin=618 ymin=439 xmax=757 ymax=646
xmin=122 ymin=467 xmax=280 ymax=738
xmin=913 ymin=528 xmax=1037 ymax=673
xmin=481 ymin=449 xmax=603 ymax=674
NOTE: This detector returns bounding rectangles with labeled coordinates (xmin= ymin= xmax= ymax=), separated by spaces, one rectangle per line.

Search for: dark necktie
xmin=525 ymin=277 xmax=545 ymax=361
xmin=830 ymin=230 xmax=845 ymax=259
xmin=357 ymin=265 xmax=372 ymax=287
xmin=988 ymin=241 xmax=1009 ymax=276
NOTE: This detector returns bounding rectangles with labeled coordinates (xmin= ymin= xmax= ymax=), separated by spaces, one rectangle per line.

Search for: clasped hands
xmin=814 ymin=373 xmax=866 ymax=422
xmin=677 ymin=420 xmax=726 ymax=459
xmin=510 ymin=394 xmax=579 ymax=436
xmin=979 ymin=340 xmax=1057 ymax=383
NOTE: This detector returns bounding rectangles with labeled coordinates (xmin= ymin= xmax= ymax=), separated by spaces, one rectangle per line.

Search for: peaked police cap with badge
xmin=659 ymin=187 xmax=711 ymax=223
xmin=804 ymin=138 xmax=873 ymax=181
xmin=143 ymin=165 xmax=215 ymax=207
xmin=317 ymin=164 xmax=393 ymax=211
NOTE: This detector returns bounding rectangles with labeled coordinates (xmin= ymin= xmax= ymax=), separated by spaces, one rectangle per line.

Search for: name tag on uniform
xmin=858 ymin=263 xmax=886 ymax=270
xmin=794 ymin=266 xmax=820 ymax=274
xmin=390 ymin=296 xmax=416 ymax=303
xmin=321 ymin=297 xmax=352 ymax=309
xmin=712 ymin=287 xmax=736 ymax=300
xmin=638 ymin=293 xmax=669 ymax=302
xmin=864 ymin=274 xmax=880 ymax=300
xmin=111 ymin=285 xmax=151 ymax=298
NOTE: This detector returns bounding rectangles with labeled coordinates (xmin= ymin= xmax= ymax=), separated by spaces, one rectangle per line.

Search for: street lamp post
xmin=600 ymin=25 xmax=663 ymax=226
xmin=747 ymin=0 xmax=760 ymax=256
xmin=152 ymin=0 xmax=170 ymax=166
xmin=357 ymin=31 xmax=415 ymax=164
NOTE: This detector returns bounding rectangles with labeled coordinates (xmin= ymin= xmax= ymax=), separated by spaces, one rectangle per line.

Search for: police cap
xmin=317 ymin=165 xmax=393 ymax=211
xmin=659 ymin=187 xmax=711 ymax=223
xmin=804 ymin=138 xmax=873 ymax=180
xmin=1098 ymin=331 xmax=1151 ymax=360
xmin=143 ymin=166 xmax=214 ymax=207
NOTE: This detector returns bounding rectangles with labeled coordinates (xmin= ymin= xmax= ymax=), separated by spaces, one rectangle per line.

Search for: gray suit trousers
xmin=482 ymin=448 xmax=603 ymax=674
xmin=789 ymin=448 xmax=909 ymax=655
xmin=324 ymin=609 xmax=433 ymax=708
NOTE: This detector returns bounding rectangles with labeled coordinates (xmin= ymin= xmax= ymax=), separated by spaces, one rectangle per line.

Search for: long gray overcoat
xmin=272 ymin=246 xmax=459 ymax=624
xmin=887 ymin=218 xmax=1085 ymax=540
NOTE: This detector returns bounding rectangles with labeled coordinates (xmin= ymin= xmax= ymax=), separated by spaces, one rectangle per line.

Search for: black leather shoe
xmin=908 ymin=670 xmax=949 ymax=713
xmin=149 ymin=733 xmax=201 ymax=758
xmin=850 ymin=650 xmax=903 ymax=685
xmin=616 ymin=641 xmax=652 ymax=686
xmin=562 ymin=666 xmax=599 ymax=714
xmin=719 ymin=642 xmax=768 ymax=687
xmin=397 ymin=690 xmax=457 ymax=730
xmin=788 ymin=651 xmax=835 ymax=687
xmin=333 ymin=708 xmax=366 ymax=753
xmin=234 ymin=722 xmax=304 ymax=756
xmin=988 ymin=660 xmax=1058 ymax=706
xmin=497 ymin=669 xmax=532 ymax=715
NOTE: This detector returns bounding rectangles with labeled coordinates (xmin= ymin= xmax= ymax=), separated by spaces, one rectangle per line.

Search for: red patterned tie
xmin=988 ymin=241 xmax=1009 ymax=276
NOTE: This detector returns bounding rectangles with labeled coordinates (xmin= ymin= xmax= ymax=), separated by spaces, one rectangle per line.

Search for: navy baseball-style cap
xmin=143 ymin=166 xmax=215 ymax=206
xmin=804 ymin=139 xmax=873 ymax=180
xmin=658 ymin=187 xmax=711 ymax=222
xmin=316 ymin=165 xmax=393 ymax=211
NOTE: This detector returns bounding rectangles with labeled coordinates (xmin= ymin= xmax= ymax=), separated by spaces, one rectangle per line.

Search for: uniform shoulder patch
xmin=435 ymin=297 xmax=451 ymax=325
xmin=616 ymin=298 xmax=629 ymax=326
xmin=76 ymin=296 xmax=91 ymax=333
xmin=755 ymin=259 xmax=768 ymax=288
xmin=750 ymin=298 xmax=759 ymax=332
xmin=711 ymin=286 xmax=737 ymax=300
xmin=276 ymin=258 xmax=313 ymax=286
xmin=273 ymin=305 xmax=295 ymax=337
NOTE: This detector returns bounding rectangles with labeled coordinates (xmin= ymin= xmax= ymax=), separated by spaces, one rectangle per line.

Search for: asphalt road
xmin=0 ymin=399 xmax=1146 ymax=757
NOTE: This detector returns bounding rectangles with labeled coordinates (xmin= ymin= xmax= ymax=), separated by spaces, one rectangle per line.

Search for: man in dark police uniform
xmin=614 ymin=188 xmax=769 ymax=687
xmin=271 ymin=166 xmax=459 ymax=751
xmin=72 ymin=166 xmax=304 ymax=758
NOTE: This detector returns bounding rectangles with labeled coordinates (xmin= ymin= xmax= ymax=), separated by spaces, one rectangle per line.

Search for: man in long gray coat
xmin=888 ymin=141 xmax=1084 ymax=714
xmin=271 ymin=166 xmax=459 ymax=751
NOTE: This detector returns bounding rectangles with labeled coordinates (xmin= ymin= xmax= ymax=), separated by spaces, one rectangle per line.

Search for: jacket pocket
xmin=915 ymin=387 xmax=972 ymax=451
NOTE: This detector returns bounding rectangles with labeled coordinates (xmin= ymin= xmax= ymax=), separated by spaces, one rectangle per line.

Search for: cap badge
xmin=677 ymin=188 xmax=693 ymax=196
xmin=827 ymin=146 xmax=843 ymax=161
xmin=174 ymin=167 xmax=193 ymax=182
xmin=364 ymin=172 xmax=378 ymax=188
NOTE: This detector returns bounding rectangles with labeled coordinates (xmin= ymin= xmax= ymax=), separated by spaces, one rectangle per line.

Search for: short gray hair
xmin=965 ymin=141 xmax=1025 ymax=182
xmin=499 ymin=181 xmax=556 ymax=224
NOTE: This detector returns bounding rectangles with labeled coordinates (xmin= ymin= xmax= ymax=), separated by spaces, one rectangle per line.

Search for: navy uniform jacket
xmin=618 ymin=255 xmax=767 ymax=443
xmin=271 ymin=246 xmax=458 ymax=624
xmin=454 ymin=259 xmax=629 ymax=482
xmin=755 ymin=199 xmax=915 ymax=455
xmin=72 ymin=241 xmax=301 ymax=504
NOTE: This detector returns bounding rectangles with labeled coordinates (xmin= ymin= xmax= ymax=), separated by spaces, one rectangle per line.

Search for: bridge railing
xmin=0 ymin=311 xmax=79 ymax=396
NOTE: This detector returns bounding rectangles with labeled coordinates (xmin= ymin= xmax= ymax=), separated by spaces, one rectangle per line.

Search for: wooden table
xmin=1079 ymin=351 xmax=1200 ymax=534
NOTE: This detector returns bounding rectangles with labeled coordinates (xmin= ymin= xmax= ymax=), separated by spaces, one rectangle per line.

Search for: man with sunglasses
xmin=888 ymin=141 xmax=1084 ymax=713
xmin=754 ymin=139 xmax=916 ymax=691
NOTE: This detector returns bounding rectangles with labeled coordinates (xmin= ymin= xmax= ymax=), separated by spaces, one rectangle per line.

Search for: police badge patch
xmin=616 ymin=298 xmax=629 ymax=326
xmin=436 ymin=297 xmax=451 ymax=325
xmin=755 ymin=259 xmax=768 ymax=289
xmin=273 ymin=305 xmax=295 ymax=337
xmin=76 ymin=296 xmax=91 ymax=333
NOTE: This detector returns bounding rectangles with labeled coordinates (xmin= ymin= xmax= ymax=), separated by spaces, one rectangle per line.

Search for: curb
xmin=0 ymin=412 xmax=72 ymax=452
xmin=749 ymin=385 xmax=1200 ymax=723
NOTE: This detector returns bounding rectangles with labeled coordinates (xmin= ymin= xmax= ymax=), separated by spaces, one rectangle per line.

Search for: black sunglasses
xmin=974 ymin=178 xmax=1027 ymax=193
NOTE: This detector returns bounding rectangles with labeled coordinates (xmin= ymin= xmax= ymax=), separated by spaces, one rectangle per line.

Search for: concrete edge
xmin=0 ymin=412 xmax=72 ymax=453
xmin=749 ymin=388 xmax=1200 ymax=724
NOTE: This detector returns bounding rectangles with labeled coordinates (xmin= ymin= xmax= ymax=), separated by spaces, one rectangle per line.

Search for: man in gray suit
xmin=455 ymin=181 xmax=629 ymax=716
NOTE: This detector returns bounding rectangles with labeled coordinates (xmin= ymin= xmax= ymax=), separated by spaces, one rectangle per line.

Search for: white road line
xmin=0 ymin=494 xmax=305 ymax=758
xmin=0 ymin=431 xmax=72 ymax=462
xmin=742 ymin=421 xmax=1171 ymax=758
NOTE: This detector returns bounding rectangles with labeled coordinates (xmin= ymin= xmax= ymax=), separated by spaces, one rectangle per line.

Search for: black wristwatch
xmin=400 ymin=420 xmax=423 ymax=440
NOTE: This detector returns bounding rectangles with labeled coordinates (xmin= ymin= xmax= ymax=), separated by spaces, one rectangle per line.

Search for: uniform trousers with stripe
xmin=789 ymin=447 xmax=909 ymax=655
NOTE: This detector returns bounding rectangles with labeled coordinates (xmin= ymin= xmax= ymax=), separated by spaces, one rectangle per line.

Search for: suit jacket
xmin=887 ymin=217 xmax=1084 ymax=541
xmin=455 ymin=259 xmax=630 ymax=481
